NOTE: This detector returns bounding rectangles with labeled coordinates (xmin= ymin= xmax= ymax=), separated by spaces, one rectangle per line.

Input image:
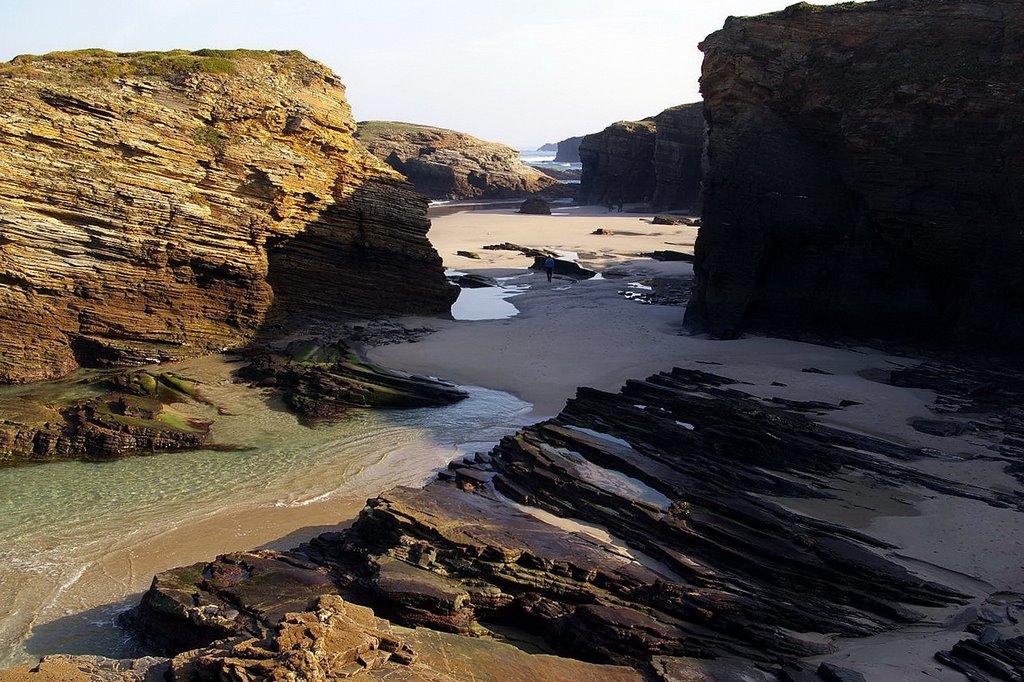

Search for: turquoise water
xmin=0 ymin=355 xmax=532 ymax=667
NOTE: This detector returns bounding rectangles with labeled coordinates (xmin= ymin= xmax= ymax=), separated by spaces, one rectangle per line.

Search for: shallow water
xmin=451 ymin=283 xmax=530 ymax=320
xmin=0 ymin=355 xmax=532 ymax=667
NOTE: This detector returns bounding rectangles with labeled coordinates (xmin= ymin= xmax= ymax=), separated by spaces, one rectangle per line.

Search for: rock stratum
xmin=685 ymin=0 xmax=1024 ymax=353
xmin=577 ymin=103 xmax=703 ymax=211
xmin=355 ymin=121 xmax=559 ymax=200
xmin=0 ymin=49 xmax=455 ymax=384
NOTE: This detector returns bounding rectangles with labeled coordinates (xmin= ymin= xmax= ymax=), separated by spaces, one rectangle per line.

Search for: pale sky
xmin=1 ymin=0 xmax=858 ymax=147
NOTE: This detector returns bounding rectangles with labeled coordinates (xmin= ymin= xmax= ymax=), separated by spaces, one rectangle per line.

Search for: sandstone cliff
xmin=577 ymin=102 xmax=703 ymax=211
xmin=685 ymin=1 xmax=1024 ymax=353
xmin=0 ymin=49 xmax=455 ymax=384
xmin=354 ymin=121 xmax=559 ymax=200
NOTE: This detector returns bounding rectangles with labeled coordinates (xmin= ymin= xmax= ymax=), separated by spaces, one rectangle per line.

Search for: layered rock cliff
xmin=354 ymin=121 xmax=559 ymax=200
xmin=686 ymin=0 xmax=1024 ymax=353
xmin=0 ymin=49 xmax=455 ymax=384
xmin=577 ymin=102 xmax=703 ymax=211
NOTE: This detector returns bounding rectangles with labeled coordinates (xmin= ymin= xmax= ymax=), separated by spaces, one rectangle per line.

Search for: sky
xmin=0 ymin=0 xmax=858 ymax=148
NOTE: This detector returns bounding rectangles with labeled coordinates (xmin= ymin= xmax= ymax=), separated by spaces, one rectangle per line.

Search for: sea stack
xmin=686 ymin=0 xmax=1024 ymax=353
xmin=0 ymin=49 xmax=455 ymax=384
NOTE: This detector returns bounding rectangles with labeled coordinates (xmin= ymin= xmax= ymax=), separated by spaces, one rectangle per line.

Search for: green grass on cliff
xmin=0 ymin=48 xmax=307 ymax=83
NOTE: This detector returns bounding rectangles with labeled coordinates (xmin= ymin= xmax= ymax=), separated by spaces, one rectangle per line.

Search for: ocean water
xmin=0 ymin=355 xmax=532 ymax=667
xmin=519 ymin=149 xmax=582 ymax=179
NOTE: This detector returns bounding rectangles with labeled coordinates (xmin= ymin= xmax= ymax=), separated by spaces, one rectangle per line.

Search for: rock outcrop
xmin=554 ymin=135 xmax=583 ymax=163
xmin=0 ymin=49 xmax=455 ymax=384
xmin=120 ymin=365 xmax=1024 ymax=678
xmin=577 ymin=103 xmax=703 ymax=211
xmin=3 ymin=595 xmax=642 ymax=682
xmin=237 ymin=339 xmax=468 ymax=420
xmin=685 ymin=1 xmax=1024 ymax=354
xmin=354 ymin=121 xmax=559 ymax=200
xmin=0 ymin=370 xmax=211 ymax=465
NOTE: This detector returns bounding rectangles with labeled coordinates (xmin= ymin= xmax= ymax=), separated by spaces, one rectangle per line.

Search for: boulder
xmin=518 ymin=197 xmax=551 ymax=215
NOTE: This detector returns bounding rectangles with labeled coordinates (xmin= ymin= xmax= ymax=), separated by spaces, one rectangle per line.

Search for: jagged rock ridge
xmin=354 ymin=121 xmax=559 ymax=200
xmin=118 ymin=367 xmax=1021 ymax=679
xmin=685 ymin=0 xmax=1024 ymax=353
xmin=577 ymin=102 xmax=703 ymax=211
xmin=0 ymin=49 xmax=455 ymax=384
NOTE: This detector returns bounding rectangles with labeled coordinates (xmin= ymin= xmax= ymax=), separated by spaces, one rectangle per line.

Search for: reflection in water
xmin=0 ymin=354 xmax=533 ymax=667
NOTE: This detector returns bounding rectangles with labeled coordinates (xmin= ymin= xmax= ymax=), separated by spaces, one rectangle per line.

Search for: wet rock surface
xmin=0 ymin=370 xmax=211 ymax=465
xmin=686 ymin=0 xmax=1024 ymax=354
xmin=355 ymin=121 xmax=558 ymax=200
xmin=236 ymin=339 xmax=468 ymax=420
xmin=0 ymin=50 xmax=454 ymax=384
xmin=118 ymin=365 xmax=1024 ymax=679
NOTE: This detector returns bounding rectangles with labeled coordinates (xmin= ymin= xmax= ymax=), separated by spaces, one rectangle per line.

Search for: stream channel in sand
xmin=0 ymin=345 xmax=532 ymax=667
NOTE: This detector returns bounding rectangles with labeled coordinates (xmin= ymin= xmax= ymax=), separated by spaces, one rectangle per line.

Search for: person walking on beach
xmin=544 ymin=256 xmax=555 ymax=282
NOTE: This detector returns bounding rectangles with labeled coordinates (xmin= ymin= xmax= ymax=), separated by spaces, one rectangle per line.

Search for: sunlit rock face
xmin=0 ymin=49 xmax=455 ymax=383
xmin=686 ymin=0 xmax=1024 ymax=354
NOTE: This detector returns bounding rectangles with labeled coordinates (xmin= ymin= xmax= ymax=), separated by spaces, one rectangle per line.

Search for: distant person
xmin=544 ymin=256 xmax=555 ymax=282
xmin=617 ymin=197 xmax=624 ymax=212
xmin=607 ymin=200 xmax=614 ymax=213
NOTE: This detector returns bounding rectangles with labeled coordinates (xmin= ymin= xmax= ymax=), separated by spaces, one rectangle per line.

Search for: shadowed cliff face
xmin=578 ymin=103 xmax=703 ymax=211
xmin=0 ymin=50 xmax=455 ymax=384
xmin=354 ymin=121 xmax=559 ymax=200
xmin=686 ymin=0 xmax=1024 ymax=352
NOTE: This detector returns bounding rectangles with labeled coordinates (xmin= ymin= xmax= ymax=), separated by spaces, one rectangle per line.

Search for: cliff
xmin=0 ymin=49 xmax=455 ymax=384
xmin=354 ymin=121 xmax=558 ymax=200
xmin=554 ymin=135 xmax=582 ymax=163
xmin=577 ymin=103 xmax=703 ymax=210
xmin=686 ymin=0 xmax=1024 ymax=353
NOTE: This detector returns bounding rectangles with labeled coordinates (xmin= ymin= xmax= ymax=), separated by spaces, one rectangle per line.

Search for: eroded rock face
xmin=124 ymin=367 xmax=1022 ymax=678
xmin=686 ymin=1 xmax=1024 ymax=353
xmin=355 ymin=121 xmax=558 ymax=200
xmin=577 ymin=103 xmax=703 ymax=211
xmin=0 ymin=49 xmax=455 ymax=384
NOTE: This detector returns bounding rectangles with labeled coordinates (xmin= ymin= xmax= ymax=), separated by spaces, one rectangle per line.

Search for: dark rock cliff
xmin=651 ymin=104 xmax=705 ymax=212
xmin=554 ymin=135 xmax=583 ymax=163
xmin=578 ymin=103 xmax=703 ymax=211
xmin=578 ymin=119 xmax=657 ymax=206
xmin=685 ymin=0 xmax=1024 ymax=353
xmin=354 ymin=121 xmax=558 ymax=200
xmin=0 ymin=49 xmax=456 ymax=384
